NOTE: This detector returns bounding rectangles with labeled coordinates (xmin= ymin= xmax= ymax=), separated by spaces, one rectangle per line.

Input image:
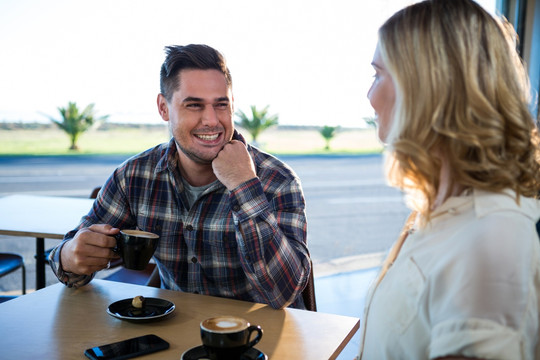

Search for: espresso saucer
xmin=181 ymin=345 xmax=267 ymax=360
xmin=107 ymin=297 xmax=175 ymax=321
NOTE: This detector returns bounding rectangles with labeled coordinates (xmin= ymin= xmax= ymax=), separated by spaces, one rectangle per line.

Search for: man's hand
xmin=212 ymin=140 xmax=257 ymax=190
xmin=60 ymin=224 xmax=120 ymax=275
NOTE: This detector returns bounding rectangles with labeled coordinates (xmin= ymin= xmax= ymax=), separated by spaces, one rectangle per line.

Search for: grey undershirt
xmin=181 ymin=177 xmax=214 ymax=210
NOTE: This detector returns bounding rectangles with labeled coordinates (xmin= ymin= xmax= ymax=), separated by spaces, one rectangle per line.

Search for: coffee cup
xmin=113 ymin=230 xmax=159 ymax=270
xmin=200 ymin=316 xmax=263 ymax=360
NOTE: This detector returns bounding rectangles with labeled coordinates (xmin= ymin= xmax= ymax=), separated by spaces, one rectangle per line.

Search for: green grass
xmin=0 ymin=126 xmax=171 ymax=155
xmin=0 ymin=125 xmax=383 ymax=156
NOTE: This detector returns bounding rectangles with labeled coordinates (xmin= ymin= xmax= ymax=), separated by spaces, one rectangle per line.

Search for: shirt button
xmin=232 ymin=205 xmax=240 ymax=212
xmin=185 ymin=224 xmax=194 ymax=231
xmin=191 ymin=257 xmax=198 ymax=263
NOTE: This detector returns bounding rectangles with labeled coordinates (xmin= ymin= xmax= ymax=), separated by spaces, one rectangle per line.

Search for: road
xmin=0 ymin=154 xmax=410 ymax=292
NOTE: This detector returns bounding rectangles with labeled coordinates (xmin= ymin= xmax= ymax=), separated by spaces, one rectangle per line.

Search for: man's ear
xmin=157 ymin=94 xmax=169 ymax=122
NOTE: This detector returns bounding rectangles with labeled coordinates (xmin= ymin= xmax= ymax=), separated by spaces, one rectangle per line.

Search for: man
xmin=49 ymin=44 xmax=311 ymax=309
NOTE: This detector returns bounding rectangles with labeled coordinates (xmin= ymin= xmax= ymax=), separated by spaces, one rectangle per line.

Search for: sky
xmin=0 ymin=0 xmax=496 ymax=128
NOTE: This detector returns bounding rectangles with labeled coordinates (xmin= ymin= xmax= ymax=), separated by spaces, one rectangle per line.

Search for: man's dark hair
xmin=159 ymin=44 xmax=232 ymax=102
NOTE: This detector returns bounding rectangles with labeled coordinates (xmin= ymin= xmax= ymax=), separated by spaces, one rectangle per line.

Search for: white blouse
xmin=359 ymin=189 xmax=540 ymax=360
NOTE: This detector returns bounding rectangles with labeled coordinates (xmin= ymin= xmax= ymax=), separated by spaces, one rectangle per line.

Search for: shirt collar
xmin=429 ymin=188 xmax=474 ymax=220
xmin=155 ymin=138 xmax=177 ymax=174
xmin=473 ymin=188 xmax=540 ymax=222
xmin=233 ymin=129 xmax=247 ymax=144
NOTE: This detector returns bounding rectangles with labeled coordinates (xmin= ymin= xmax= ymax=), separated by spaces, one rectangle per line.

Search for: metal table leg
xmin=36 ymin=237 xmax=45 ymax=290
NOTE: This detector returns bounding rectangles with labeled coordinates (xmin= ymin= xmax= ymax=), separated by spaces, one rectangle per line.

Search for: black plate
xmin=181 ymin=345 xmax=267 ymax=360
xmin=107 ymin=297 xmax=175 ymax=321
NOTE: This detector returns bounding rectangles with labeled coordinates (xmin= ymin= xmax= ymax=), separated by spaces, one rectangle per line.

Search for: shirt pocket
xmin=380 ymin=257 xmax=425 ymax=334
xmin=203 ymin=230 xmax=239 ymax=254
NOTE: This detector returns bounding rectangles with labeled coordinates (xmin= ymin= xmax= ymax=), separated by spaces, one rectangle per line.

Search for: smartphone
xmin=84 ymin=334 xmax=170 ymax=360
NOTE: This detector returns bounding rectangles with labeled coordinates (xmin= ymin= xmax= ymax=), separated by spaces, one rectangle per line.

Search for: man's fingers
xmin=88 ymin=223 xmax=120 ymax=235
xmin=212 ymin=141 xmax=256 ymax=190
xmin=69 ymin=236 xmax=117 ymax=259
xmin=77 ymin=226 xmax=119 ymax=249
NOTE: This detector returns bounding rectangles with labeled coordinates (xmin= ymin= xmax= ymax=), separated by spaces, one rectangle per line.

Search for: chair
xmin=0 ymin=253 xmax=26 ymax=302
xmin=302 ymin=261 xmax=317 ymax=311
xmin=89 ymin=186 xmax=101 ymax=200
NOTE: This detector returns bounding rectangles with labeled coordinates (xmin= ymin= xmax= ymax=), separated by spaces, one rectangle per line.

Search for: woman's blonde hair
xmin=379 ymin=0 xmax=540 ymax=221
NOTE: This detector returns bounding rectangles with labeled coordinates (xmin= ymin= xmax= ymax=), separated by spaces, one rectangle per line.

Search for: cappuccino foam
xmin=121 ymin=230 xmax=159 ymax=239
xmin=201 ymin=316 xmax=248 ymax=333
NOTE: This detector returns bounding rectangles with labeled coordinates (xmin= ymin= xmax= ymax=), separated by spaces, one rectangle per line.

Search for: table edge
xmin=0 ymin=229 xmax=65 ymax=239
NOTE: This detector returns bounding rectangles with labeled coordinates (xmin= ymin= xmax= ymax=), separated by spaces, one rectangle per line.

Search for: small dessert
xmin=131 ymin=295 xmax=146 ymax=315
xmin=132 ymin=295 xmax=145 ymax=309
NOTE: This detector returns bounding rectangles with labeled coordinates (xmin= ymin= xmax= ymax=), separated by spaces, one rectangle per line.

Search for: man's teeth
xmin=196 ymin=134 xmax=219 ymax=141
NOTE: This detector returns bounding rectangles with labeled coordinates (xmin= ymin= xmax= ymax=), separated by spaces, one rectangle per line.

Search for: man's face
xmin=158 ymin=69 xmax=234 ymax=165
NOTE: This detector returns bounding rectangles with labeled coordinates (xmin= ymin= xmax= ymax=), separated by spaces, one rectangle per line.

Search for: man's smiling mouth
xmin=195 ymin=133 xmax=220 ymax=141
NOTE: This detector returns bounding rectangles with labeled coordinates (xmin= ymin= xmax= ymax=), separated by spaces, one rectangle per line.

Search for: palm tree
xmin=47 ymin=102 xmax=108 ymax=150
xmin=235 ymin=105 xmax=279 ymax=145
xmin=363 ymin=116 xmax=377 ymax=128
xmin=320 ymin=125 xmax=339 ymax=150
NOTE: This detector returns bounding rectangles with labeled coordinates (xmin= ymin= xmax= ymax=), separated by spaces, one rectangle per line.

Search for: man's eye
xmin=215 ymin=103 xmax=229 ymax=109
xmin=186 ymin=103 xmax=202 ymax=109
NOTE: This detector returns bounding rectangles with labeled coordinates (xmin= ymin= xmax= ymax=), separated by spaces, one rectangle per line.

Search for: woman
xmin=360 ymin=0 xmax=540 ymax=359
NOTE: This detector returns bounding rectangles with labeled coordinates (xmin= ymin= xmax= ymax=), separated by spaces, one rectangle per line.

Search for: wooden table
xmin=0 ymin=279 xmax=360 ymax=359
xmin=0 ymin=194 xmax=94 ymax=289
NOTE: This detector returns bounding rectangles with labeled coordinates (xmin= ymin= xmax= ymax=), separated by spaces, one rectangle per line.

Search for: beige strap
xmin=376 ymin=211 xmax=417 ymax=285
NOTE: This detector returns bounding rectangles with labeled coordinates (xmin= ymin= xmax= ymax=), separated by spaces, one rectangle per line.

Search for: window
xmin=498 ymin=0 xmax=540 ymax=119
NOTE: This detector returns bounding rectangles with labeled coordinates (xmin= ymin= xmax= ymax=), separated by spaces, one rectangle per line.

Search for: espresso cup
xmin=200 ymin=316 xmax=263 ymax=360
xmin=113 ymin=230 xmax=159 ymax=270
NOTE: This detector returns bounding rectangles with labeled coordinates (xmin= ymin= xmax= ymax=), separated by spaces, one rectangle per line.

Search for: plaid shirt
xmin=50 ymin=131 xmax=310 ymax=309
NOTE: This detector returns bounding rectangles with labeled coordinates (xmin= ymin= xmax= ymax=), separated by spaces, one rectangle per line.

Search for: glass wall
xmin=498 ymin=0 xmax=540 ymax=119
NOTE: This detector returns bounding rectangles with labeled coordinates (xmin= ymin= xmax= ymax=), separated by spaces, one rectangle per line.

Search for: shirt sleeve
xmin=431 ymin=318 xmax=526 ymax=359
xmin=428 ymin=214 xmax=540 ymax=359
xmin=49 ymin=240 xmax=94 ymax=287
xmin=229 ymin=176 xmax=310 ymax=309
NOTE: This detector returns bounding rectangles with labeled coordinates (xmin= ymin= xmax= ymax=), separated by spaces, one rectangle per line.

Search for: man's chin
xmin=176 ymin=143 xmax=217 ymax=165
xmin=185 ymin=151 xmax=216 ymax=165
